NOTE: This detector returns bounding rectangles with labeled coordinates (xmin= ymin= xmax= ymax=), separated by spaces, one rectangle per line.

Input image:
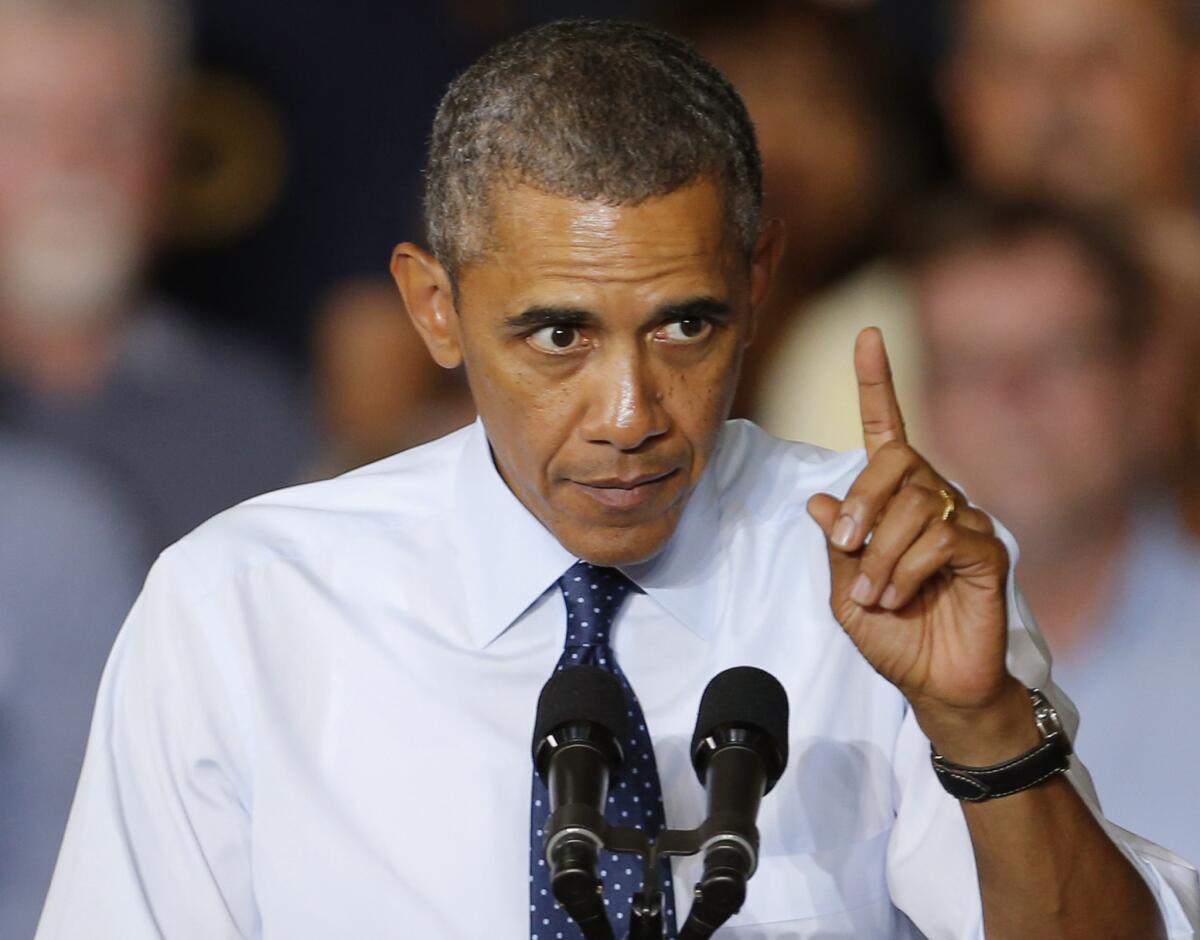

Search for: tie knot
xmin=557 ymin=561 xmax=636 ymax=649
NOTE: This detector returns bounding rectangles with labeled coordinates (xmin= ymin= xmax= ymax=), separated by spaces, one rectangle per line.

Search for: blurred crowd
xmin=2 ymin=0 xmax=1199 ymax=935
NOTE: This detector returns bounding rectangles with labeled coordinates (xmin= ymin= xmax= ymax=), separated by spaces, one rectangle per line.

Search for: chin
xmin=558 ymin=516 xmax=679 ymax=568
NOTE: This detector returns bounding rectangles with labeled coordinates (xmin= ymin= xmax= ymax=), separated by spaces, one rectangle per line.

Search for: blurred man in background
xmin=0 ymin=434 xmax=148 ymax=939
xmin=909 ymin=197 xmax=1200 ymax=866
xmin=942 ymin=0 xmax=1200 ymax=213
xmin=0 ymin=0 xmax=313 ymax=930
xmin=0 ymin=0 xmax=314 ymax=553
xmin=942 ymin=0 xmax=1200 ymax=526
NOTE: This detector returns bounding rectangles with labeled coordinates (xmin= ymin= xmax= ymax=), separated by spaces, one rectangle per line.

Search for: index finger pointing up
xmin=855 ymin=326 xmax=907 ymax=457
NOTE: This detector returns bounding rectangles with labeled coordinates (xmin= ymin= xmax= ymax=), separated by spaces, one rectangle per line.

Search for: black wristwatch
xmin=930 ymin=688 xmax=1073 ymax=802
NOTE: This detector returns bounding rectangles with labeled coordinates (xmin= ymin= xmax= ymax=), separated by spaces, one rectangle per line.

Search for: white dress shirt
xmin=37 ymin=420 xmax=1200 ymax=939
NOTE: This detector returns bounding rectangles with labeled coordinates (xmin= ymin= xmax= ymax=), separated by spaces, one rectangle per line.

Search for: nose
xmin=578 ymin=348 xmax=669 ymax=451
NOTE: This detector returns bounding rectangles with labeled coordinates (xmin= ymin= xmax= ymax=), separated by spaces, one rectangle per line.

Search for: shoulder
xmin=0 ymin=434 xmax=149 ymax=587
xmin=711 ymin=419 xmax=865 ymax=529
xmin=0 ymin=435 xmax=144 ymax=548
xmin=1123 ymin=505 xmax=1200 ymax=612
xmin=123 ymin=303 xmax=307 ymax=408
xmin=157 ymin=424 xmax=473 ymax=602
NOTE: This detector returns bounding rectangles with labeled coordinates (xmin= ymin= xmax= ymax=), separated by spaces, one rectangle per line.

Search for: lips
xmin=569 ymin=468 xmax=680 ymax=511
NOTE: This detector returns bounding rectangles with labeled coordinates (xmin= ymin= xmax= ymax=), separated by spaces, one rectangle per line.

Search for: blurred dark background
xmin=152 ymin=0 xmax=946 ymax=362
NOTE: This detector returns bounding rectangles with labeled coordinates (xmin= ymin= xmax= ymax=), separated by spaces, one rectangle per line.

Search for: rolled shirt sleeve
xmin=886 ymin=518 xmax=1200 ymax=938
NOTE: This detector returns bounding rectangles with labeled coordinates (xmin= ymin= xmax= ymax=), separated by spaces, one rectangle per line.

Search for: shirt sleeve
xmin=36 ymin=548 xmax=260 ymax=940
xmin=884 ymin=519 xmax=1200 ymax=939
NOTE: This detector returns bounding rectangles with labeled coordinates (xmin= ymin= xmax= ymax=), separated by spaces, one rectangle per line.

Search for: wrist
xmin=912 ymin=678 xmax=1042 ymax=766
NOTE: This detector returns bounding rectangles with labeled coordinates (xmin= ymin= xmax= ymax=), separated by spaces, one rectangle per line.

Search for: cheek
xmin=463 ymin=346 xmax=578 ymax=478
xmin=660 ymin=352 xmax=739 ymax=445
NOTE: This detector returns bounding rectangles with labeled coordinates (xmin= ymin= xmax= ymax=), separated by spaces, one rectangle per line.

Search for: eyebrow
xmin=502 ymin=296 xmax=734 ymax=331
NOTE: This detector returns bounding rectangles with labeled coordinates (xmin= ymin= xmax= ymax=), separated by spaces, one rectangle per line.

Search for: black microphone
xmin=532 ymin=665 xmax=629 ymax=940
xmin=681 ymin=666 xmax=789 ymax=939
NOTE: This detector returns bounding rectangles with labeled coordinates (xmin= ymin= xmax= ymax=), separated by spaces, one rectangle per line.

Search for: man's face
xmin=0 ymin=10 xmax=166 ymax=321
xmin=946 ymin=0 xmax=1199 ymax=209
xmin=918 ymin=233 xmax=1138 ymax=547
xmin=447 ymin=180 xmax=763 ymax=566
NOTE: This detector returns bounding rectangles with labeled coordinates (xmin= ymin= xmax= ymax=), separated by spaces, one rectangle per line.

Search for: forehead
xmin=0 ymin=9 xmax=157 ymax=100
xmin=919 ymin=234 xmax=1113 ymax=347
xmin=460 ymin=179 xmax=737 ymax=304
xmin=961 ymin=0 xmax=1182 ymax=50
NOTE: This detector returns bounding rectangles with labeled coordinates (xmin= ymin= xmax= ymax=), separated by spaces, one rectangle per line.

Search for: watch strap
xmin=931 ymin=731 xmax=1072 ymax=802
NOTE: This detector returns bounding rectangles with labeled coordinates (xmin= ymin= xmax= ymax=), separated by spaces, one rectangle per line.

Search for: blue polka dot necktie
xmin=530 ymin=561 xmax=678 ymax=939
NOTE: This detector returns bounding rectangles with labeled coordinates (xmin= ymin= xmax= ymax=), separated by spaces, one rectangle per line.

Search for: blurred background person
xmin=310 ymin=277 xmax=473 ymax=476
xmin=0 ymin=433 xmax=148 ymax=940
xmin=943 ymin=0 xmax=1200 ymax=526
xmin=675 ymin=0 xmax=932 ymax=424
xmin=942 ymin=0 xmax=1200 ymax=214
xmin=0 ymin=0 xmax=315 ymax=554
xmin=907 ymin=196 xmax=1200 ymax=866
xmin=0 ymin=0 xmax=312 ymax=931
xmin=757 ymin=0 xmax=1200 ymax=474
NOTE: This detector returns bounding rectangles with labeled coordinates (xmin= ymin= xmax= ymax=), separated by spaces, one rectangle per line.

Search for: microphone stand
xmin=623 ymin=816 xmax=756 ymax=940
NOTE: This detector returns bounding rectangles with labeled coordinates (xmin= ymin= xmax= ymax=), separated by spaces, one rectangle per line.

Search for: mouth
xmin=569 ymin=468 xmax=681 ymax=511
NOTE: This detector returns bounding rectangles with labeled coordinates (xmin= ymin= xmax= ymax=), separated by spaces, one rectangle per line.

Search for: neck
xmin=1015 ymin=507 xmax=1131 ymax=662
xmin=0 ymin=309 xmax=123 ymax=398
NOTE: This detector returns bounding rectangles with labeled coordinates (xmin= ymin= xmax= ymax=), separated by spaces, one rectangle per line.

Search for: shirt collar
xmin=451 ymin=418 xmax=726 ymax=649
xmin=622 ymin=456 xmax=724 ymax=642
xmin=452 ymin=420 xmax=576 ymax=650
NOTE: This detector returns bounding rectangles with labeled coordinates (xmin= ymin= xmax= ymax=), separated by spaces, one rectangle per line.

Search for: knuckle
xmin=878 ymin=439 xmax=912 ymax=462
xmin=969 ymin=508 xmax=996 ymax=535
xmin=898 ymin=484 xmax=930 ymax=514
xmin=931 ymin=520 xmax=958 ymax=551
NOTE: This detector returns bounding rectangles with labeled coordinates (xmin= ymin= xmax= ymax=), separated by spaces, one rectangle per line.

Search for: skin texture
xmin=944 ymin=0 xmax=1200 ymax=210
xmin=394 ymin=178 xmax=1164 ymax=937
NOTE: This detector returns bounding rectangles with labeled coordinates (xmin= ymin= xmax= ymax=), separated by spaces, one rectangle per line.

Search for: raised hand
xmin=806 ymin=329 xmax=1029 ymax=755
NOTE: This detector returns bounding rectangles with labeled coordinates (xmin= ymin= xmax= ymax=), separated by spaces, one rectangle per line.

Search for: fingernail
xmin=832 ymin=514 xmax=856 ymax=548
xmin=851 ymin=573 xmax=873 ymax=605
xmin=880 ymin=584 xmax=898 ymax=609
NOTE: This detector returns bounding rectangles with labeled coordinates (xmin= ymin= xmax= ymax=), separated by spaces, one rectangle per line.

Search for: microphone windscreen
xmin=532 ymin=665 xmax=629 ymax=759
xmin=691 ymin=666 xmax=790 ymax=772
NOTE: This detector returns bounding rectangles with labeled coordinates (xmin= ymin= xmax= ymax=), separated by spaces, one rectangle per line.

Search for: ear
xmin=390 ymin=242 xmax=463 ymax=369
xmin=746 ymin=217 xmax=787 ymax=344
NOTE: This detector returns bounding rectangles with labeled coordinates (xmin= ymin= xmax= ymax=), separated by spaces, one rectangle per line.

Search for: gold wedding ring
xmin=937 ymin=487 xmax=957 ymax=523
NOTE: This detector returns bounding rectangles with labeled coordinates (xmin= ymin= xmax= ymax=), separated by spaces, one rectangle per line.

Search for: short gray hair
xmin=423 ymin=19 xmax=763 ymax=277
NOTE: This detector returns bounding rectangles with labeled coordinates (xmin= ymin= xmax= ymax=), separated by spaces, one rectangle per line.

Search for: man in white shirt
xmin=39 ymin=19 xmax=1198 ymax=939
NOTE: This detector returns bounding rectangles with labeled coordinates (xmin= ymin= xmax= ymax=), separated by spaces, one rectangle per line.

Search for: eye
xmin=657 ymin=317 xmax=712 ymax=343
xmin=528 ymin=324 xmax=587 ymax=353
